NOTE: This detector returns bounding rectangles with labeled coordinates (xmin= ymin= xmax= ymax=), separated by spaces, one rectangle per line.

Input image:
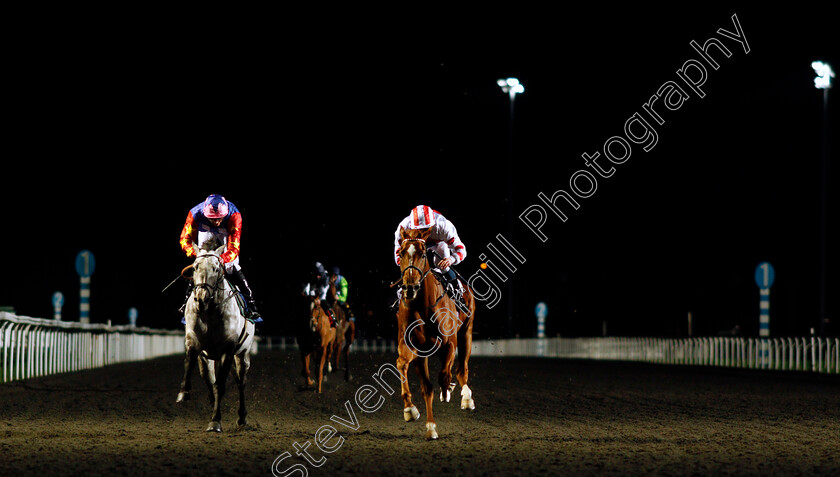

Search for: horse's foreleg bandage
xmin=403 ymin=405 xmax=420 ymax=422
xmin=425 ymin=422 xmax=438 ymax=440
xmin=460 ymin=384 xmax=475 ymax=410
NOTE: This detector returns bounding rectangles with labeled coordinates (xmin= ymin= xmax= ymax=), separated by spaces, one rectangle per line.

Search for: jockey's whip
xmin=161 ymin=274 xmax=183 ymax=294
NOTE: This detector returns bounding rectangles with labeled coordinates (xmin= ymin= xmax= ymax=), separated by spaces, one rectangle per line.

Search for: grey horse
xmin=176 ymin=240 xmax=255 ymax=432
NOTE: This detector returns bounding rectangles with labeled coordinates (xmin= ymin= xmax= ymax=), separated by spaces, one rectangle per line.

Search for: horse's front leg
xmin=301 ymin=351 xmax=314 ymax=388
xmin=234 ymin=351 xmax=250 ymax=427
xmin=456 ymin=304 xmax=476 ymax=411
xmin=316 ymin=344 xmax=330 ymax=393
xmin=396 ymin=341 xmax=419 ymax=422
xmin=437 ymin=340 xmax=457 ymax=403
xmin=414 ymin=356 xmax=437 ymax=440
xmin=328 ymin=338 xmax=339 ymax=374
xmin=207 ymin=353 xmax=234 ymax=432
xmin=332 ymin=337 xmax=341 ymax=373
xmin=198 ymin=356 xmax=216 ymax=404
xmin=176 ymin=334 xmax=198 ymax=402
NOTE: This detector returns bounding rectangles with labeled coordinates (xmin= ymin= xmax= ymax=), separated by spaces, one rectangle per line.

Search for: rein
xmin=395 ymin=238 xmax=449 ymax=310
xmin=395 ymin=241 xmax=470 ymax=313
xmin=191 ymin=252 xmax=230 ymax=304
xmin=394 ymin=238 xmax=432 ymax=289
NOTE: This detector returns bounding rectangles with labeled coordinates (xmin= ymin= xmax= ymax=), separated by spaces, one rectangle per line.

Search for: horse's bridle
xmin=190 ymin=252 xmax=226 ymax=303
xmin=308 ymin=296 xmax=325 ymax=332
xmin=399 ymin=238 xmax=432 ymax=291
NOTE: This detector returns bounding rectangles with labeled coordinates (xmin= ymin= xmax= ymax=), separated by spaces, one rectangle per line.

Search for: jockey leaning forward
xmin=302 ymin=261 xmax=337 ymax=328
xmin=392 ymin=205 xmax=467 ymax=309
xmin=178 ymin=194 xmax=262 ymax=321
xmin=329 ymin=266 xmax=354 ymax=322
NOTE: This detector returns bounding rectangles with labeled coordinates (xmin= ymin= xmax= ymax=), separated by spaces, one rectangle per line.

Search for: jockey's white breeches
xmin=224 ymin=257 xmax=240 ymax=275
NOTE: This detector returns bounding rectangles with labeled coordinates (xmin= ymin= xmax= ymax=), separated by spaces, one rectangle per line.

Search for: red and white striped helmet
xmin=408 ymin=205 xmax=436 ymax=229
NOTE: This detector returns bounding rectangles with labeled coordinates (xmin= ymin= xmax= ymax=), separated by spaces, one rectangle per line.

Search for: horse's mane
xmin=200 ymin=237 xmax=224 ymax=253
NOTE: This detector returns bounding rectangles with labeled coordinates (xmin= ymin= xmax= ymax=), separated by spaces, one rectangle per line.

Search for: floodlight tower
xmin=498 ymin=77 xmax=524 ymax=337
xmin=812 ymin=61 xmax=832 ymax=336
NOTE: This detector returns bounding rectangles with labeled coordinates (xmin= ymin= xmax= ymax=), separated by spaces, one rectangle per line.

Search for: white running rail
xmin=471 ymin=336 xmax=840 ymax=374
xmin=1 ymin=312 xmax=183 ymax=383
xmin=260 ymin=336 xmax=397 ymax=353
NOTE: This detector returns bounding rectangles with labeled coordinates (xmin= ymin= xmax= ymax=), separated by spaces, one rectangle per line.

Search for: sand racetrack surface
xmin=1 ymin=347 xmax=838 ymax=476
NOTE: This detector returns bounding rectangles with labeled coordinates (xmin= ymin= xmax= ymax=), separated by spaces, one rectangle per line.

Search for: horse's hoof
xmin=327 ymin=363 xmax=333 ymax=373
xmin=460 ymin=384 xmax=475 ymax=410
xmin=403 ymin=406 xmax=420 ymax=422
xmin=176 ymin=392 xmax=190 ymax=403
xmin=439 ymin=389 xmax=451 ymax=403
xmin=206 ymin=422 xmax=222 ymax=432
xmin=425 ymin=422 xmax=439 ymax=440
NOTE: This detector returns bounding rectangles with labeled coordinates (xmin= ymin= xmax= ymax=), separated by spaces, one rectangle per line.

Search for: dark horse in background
xmin=394 ymin=226 xmax=476 ymax=440
xmin=327 ymin=274 xmax=355 ymax=382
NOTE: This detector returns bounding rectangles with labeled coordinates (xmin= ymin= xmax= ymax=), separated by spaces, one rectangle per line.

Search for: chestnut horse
xmin=394 ymin=226 xmax=476 ymax=440
xmin=297 ymin=296 xmax=335 ymax=393
xmin=327 ymin=275 xmax=355 ymax=381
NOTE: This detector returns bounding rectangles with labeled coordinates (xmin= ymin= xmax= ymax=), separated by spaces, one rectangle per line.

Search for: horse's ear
xmin=419 ymin=227 xmax=431 ymax=241
xmin=215 ymin=244 xmax=226 ymax=256
xmin=399 ymin=225 xmax=408 ymax=241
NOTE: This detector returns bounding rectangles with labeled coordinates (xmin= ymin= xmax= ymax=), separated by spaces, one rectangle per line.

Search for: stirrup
xmin=446 ymin=282 xmax=462 ymax=301
xmin=448 ymin=285 xmax=469 ymax=314
xmin=245 ymin=306 xmax=263 ymax=323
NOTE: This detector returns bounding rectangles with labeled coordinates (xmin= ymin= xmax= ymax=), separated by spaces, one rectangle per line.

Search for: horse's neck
xmin=217 ymin=275 xmax=231 ymax=296
xmin=420 ymin=270 xmax=443 ymax=306
xmin=208 ymin=278 xmax=234 ymax=314
xmin=312 ymin=308 xmax=328 ymax=333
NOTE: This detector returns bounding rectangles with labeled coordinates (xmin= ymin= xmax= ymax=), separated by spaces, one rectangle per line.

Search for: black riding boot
xmin=230 ymin=270 xmax=261 ymax=320
xmin=443 ymin=268 xmax=468 ymax=312
xmin=321 ymin=302 xmax=337 ymax=327
xmin=443 ymin=269 xmax=458 ymax=296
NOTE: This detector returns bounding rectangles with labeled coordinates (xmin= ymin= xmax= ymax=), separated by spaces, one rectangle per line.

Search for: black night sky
xmin=4 ymin=6 xmax=837 ymax=342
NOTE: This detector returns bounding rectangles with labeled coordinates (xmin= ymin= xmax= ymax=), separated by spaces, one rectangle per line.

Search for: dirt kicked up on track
xmin=1 ymin=347 xmax=838 ymax=477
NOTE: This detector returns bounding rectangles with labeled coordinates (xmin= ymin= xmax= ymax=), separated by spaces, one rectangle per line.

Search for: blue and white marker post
xmin=535 ymin=301 xmax=548 ymax=357
xmin=75 ymin=250 xmax=95 ymax=324
xmin=754 ymin=261 xmax=775 ymax=367
xmin=52 ymin=291 xmax=64 ymax=320
xmin=535 ymin=302 xmax=547 ymax=338
xmin=128 ymin=307 xmax=138 ymax=327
